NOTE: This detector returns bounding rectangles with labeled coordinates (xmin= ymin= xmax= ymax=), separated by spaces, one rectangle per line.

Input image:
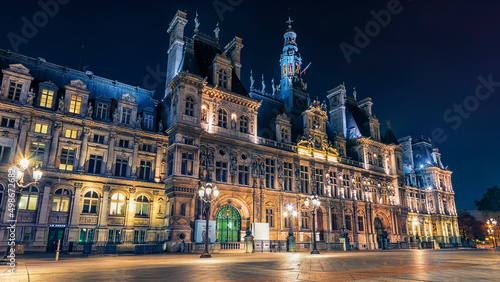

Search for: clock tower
xmin=278 ymin=17 xmax=309 ymax=118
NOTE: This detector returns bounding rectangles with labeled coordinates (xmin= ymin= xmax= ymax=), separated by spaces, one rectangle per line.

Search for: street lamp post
xmin=486 ymin=218 xmax=497 ymax=248
xmin=304 ymin=194 xmax=321 ymax=254
xmin=198 ymin=181 xmax=219 ymax=258
xmin=2 ymin=158 xmax=43 ymax=260
xmin=284 ymin=203 xmax=298 ymax=252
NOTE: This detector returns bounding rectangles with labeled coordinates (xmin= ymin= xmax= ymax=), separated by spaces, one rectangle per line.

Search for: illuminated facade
xmin=0 ymin=10 xmax=459 ymax=252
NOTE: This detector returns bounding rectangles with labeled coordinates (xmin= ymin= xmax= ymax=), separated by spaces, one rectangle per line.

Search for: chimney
xmin=224 ymin=36 xmax=244 ymax=78
xmin=165 ymin=10 xmax=188 ymax=98
xmin=357 ymin=97 xmax=373 ymax=117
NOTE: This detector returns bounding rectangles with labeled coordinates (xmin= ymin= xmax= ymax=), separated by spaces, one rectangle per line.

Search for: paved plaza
xmin=1 ymin=249 xmax=499 ymax=281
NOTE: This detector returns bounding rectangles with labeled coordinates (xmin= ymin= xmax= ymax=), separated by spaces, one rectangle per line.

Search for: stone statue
xmin=26 ymin=89 xmax=35 ymax=106
xmin=113 ymin=110 xmax=119 ymax=123
xmin=158 ymin=119 xmax=164 ymax=133
xmin=230 ymin=155 xmax=237 ymax=174
xmin=207 ymin=151 xmax=214 ymax=168
xmin=231 ymin=118 xmax=236 ymax=130
xmin=250 ymin=70 xmax=255 ymax=89
xmin=261 ymin=74 xmax=266 ymax=92
xmin=58 ymin=96 xmax=65 ymax=111
xmin=87 ymin=103 xmax=93 ymax=117
xmin=214 ymin=22 xmax=220 ymax=40
xmin=194 ymin=11 xmax=200 ymax=31
xmin=271 ymin=78 xmax=276 ymax=96
xmin=136 ymin=115 xmax=142 ymax=127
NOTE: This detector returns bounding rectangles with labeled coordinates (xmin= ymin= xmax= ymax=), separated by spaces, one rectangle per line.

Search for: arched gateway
xmin=216 ymin=205 xmax=241 ymax=242
xmin=374 ymin=217 xmax=387 ymax=249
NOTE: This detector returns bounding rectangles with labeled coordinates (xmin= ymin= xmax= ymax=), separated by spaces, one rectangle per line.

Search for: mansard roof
xmin=0 ymin=49 xmax=156 ymax=112
xmin=345 ymin=101 xmax=371 ymax=138
xmin=179 ymin=33 xmax=249 ymax=97
xmin=383 ymin=124 xmax=399 ymax=145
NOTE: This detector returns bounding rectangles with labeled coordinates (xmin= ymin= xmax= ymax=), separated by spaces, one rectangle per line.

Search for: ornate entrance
xmin=216 ymin=205 xmax=241 ymax=242
xmin=374 ymin=218 xmax=386 ymax=249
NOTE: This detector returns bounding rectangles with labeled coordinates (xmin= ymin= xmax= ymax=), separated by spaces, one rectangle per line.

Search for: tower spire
xmin=286 ymin=17 xmax=293 ymax=30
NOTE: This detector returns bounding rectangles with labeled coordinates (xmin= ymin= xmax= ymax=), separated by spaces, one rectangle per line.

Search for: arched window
xmin=218 ymin=109 xmax=228 ymax=128
xmin=295 ymin=62 xmax=299 ymax=74
xmin=282 ymin=64 xmax=286 ymax=77
xmin=83 ymin=191 xmax=99 ymax=213
xmin=110 ymin=192 xmax=126 ymax=215
xmin=185 ymin=96 xmax=195 ymax=117
xmin=281 ymin=128 xmax=289 ymax=141
xmin=218 ymin=69 xmax=228 ymax=88
xmin=19 ymin=185 xmax=38 ymax=211
xmin=239 ymin=115 xmax=248 ymax=133
xmin=52 ymin=188 xmax=71 ymax=212
xmin=135 ymin=195 xmax=149 ymax=216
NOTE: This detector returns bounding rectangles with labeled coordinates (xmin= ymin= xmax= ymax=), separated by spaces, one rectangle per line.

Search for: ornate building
xmin=0 ymin=10 xmax=460 ymax=252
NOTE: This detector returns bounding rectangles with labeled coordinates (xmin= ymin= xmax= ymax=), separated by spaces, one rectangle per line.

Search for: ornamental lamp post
xmin=198 ymin=181 xmax=219 ymax=258
xmin=486 ymin=218 xmax=497 ymax=248
xmin=284 ymin=203 xmax=298 ymax=252
xmin=2 ymin=158 xmax=43 ymax=260
xmin=304 ymin=194 xmax=321 ymax=254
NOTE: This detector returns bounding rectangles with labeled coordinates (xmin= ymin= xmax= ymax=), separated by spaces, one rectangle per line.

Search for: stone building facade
xmin=0 ymin=10 xmax=460 ymax=252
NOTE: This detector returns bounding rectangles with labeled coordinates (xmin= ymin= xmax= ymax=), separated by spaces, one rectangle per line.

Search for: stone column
xmin=33 ymin=183 xmax=52 ymax=247
xmin=78 ymin=127 xmax=91 ymax=171
xmin=67 ymin=184 xmax=82 ymax=242
xmin=130 ymin=136 xmax=140 ymax=179
xmin=48 ymin=122 xmax=63 ymax=168
xmin=106 ymin=132 xmax=116 ymax=175
xmin=17 ymin=117 xmax=30 ymax=157
xmin=154 ymin=142 xmax=163 ymax=182
xmin=124 ymin=188 xmax=136 ymax=243
xmin=352 ymin=201 xmax=358 ymax=248
xmin=97 ymin=186 xmax=110 ymax=242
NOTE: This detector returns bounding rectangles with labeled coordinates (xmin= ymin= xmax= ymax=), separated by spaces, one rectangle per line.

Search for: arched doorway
xmin=374 ymin=218 xmax=386 ymax=249
xmin=316 ymin=209 xmax=324 ymax=241
xmin=216 ymin=205 xmax=241 ymax=242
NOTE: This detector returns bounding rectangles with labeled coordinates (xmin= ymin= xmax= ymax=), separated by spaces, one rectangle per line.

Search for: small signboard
xmin=194 ymin=220 xmax=216 ymax=243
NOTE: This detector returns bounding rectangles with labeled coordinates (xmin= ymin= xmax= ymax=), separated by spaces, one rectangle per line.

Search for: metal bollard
xmin=55 ymin=239 xmax=61 ymax=261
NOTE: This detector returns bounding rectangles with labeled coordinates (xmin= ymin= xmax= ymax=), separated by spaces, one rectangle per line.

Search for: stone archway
xmin=374 ymin=217 xmax=387 ymax=249
xmin=216 ymin=205 xmax=241 ymax=242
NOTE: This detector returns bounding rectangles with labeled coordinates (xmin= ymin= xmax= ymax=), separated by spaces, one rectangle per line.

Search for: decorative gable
xmin=69 ymin=79 xmax=88 ymax=90
xmin=7 ymin=63 xmax=31 ymax=75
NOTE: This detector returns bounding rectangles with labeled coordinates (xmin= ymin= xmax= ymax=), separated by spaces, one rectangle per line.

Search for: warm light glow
xmin=231 ymin=113 xmax=237 ymax=120
xmin=19 ymin=158 xmax=30 ymax=170
xmin=292 ymin=210 xmax=298 ymax=217
xmin=9 ymin=166 xmax=23 ymax=181
xmin=32 ymin=168 xmax=43 ymax=181
xmin=283 ymin=211 xmax=288 ymax=217
xmin=201 ymin=105 xmax=207 ymax=110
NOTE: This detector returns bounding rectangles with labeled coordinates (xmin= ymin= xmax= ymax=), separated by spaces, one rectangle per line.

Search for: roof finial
xmin=250 ymin=70 xmax=255 ymax=90
xmin=353 ymin=86 xmax=357 ymax=101
xmin=214 ymin=22 xmax=220 ymax=41
xmin=286 ymin=17 xmax=293 ymax=29
xmin=386 ymin=120 xmax=391 ymax=128
xmin=261 ymin=74 xmax=266 ymax=92
xmin=194 ymin=11 xmax=200 ymax=32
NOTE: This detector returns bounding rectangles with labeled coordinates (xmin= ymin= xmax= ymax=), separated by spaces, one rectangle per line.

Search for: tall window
xmin=0 ymin=145 xmax=11 ymax=164
xmin=39 ymin=89 xmax=54 ymax=108
xmin=266 ymin=208 xmax=274 ymax=227
xmin=59 ymin=147 xmax=76 ymax=171
xmin=144 ymin=114 xmax=154 ymax=130
xmin=181 ymin=153 xmax=193 ymax=175
xmin=185 ymin=97 xmax=195 ymax=116
xmin=218 ymin=69 xmax=228 ymax=88
xmin=216 ymin=161 xmax=228 ymax=182
xmin=332 ymin=213 xmax=338 ymax=230
xmin=281 ymin=128 xmax=289 ymax=142
xmin=138 ymin=160 xmax=152 ymax=180
xmin=121 ymin=107 xmax=132 ymax=124
xmin=167 ymin=152 xmax=174 ymax=176
xmin=378 ymin=155 xmax=383 ymax=167
xmin=283 ymin=162 xmax=293 ymax=191
xmin=239 ymin=115 xmax=248 ymax=133
xmin=300 ymin=165 xmax=309 ymax=193
xmin=95 ymin=102 xmax=108 ymax=119
xmin=29 ymin=142 xmax=45 ymax=167
xmin=345 ymin=215 xmax=352 ymax=230
xmin=52 ymin=188 xmax=70 ymax=212
xmin=34 ymin=123 xmax=48 ymax=134
xmin=315 ymin=168 xmax=324 ymax=195
xmin=357 ymin=216 xmax=364 ymax=232
xmin=108 ymin=230 xmax=121 ymax=243
xmin=301 ymin=211 xmax=309 ymax=229
xmin=180 ymin=203 xmax=186 ymax=216
xmin=1 ymin=117 xmax=15 ymax=128
xmin=238 ymin=165 xmax=249 ymax=185
xmin=79 ymin=228 xmax=95 ymax=243
xmin=135 ymin=195 xmax=149 ymax=216
xmin=218 ymin=109 xmax=228 ymax=128
xmin=8 ymin=81 xmax=23 ymax=101
xmin=88 ymin=154 xmax=103 ymax=174
xmin=367 ymin=152 xmax=373 ymax=165
xmin=65 ymin=129 xmax=78 ymax=139
xmin=19 ymin=185 xmax=38 ymax=210
xmin=110 ymin=193 xmax=126 ymax=215
xmin=82 ymin=191 xmax=99 ymax=213
xmin=265 ymin=158 xmax=275 ymax=189
xmin=115 ymin=157 xmax=128 ymax=177
xmin=69 ymin=95 xmax=82 ymax=114
xmin=134 ymin=230 xmax=146 ymax=243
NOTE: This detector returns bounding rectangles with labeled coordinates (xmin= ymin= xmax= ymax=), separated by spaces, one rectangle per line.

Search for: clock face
xmin=314 ymin=137 xmax=321 ymax=148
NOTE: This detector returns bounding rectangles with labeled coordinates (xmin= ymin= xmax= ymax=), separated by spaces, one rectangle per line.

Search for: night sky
xmin=1 ymin=0 xmax=499 ymax=210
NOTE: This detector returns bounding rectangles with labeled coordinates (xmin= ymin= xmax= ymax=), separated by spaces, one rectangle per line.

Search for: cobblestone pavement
xmin=1 ymin=249 xmax=498 ymax=281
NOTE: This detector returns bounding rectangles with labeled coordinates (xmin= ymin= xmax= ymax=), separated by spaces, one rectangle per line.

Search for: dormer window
xmin=239 ymin=115 xmax=248 ymax=133
xmin=121 ymin=107 xmax=132 ymax=125
xmin=96 ymin=102 xmax=108 ymax=120
xmin=69 ymin=95 xmax=82 ymax=114
xmin=185 ymin=96 xmax=195 ymax=117
xmin=8 ymin=81 xmax=23 ymax=101
xmin=281 ymin=128 xmax=289 ymax=141
xmin=39 ymin=89 xmax=54 ymax=108
xmin=218 ymin=69 xmax=228 ymax=89
xmin=218 ymin=109 xmax=228 ymax=128
xmin=144 ymin=114 xmax=154 ymax=130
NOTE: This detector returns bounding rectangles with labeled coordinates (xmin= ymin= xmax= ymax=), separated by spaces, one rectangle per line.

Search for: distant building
xmin=0 ymin=10 xmax=459 ymax=252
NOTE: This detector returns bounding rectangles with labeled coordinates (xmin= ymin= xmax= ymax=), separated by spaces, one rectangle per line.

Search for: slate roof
xmin=383 ymin=125 xmax=399 ymax=145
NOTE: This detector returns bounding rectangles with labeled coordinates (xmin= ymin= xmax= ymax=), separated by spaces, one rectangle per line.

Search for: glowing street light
xmin=486 ymin=218 xmax=497 ymax=248
xmin=198 ymin=180 xmax=219 ymax=258
xmin=284 ymin=203 xmax=298 ymax=252
xmin=304 ymin=194 xmax=321 ymax=254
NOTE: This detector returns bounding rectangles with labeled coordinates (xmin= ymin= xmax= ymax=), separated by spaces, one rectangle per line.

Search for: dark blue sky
xmin=1 ymin=0 xmax=498 ymax=209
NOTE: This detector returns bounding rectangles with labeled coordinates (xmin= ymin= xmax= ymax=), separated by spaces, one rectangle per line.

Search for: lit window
xmin=218 ymin=109 xmax=228 ymax=128
xmin=135 ymin=195 xmax=149 ymax=216
xmin=82 ymin=191 xmax=99 ymax=213
xmin=110 ymin=193 xmax=126 ymax=215
xmin=34 ymin=123 xmax=48 ymax=134
xmin=65 ymin=129 xmax=77 ymax=139
xmin=7 ymin=81 xmax=22 ymax=101
xmin=30 ymin=142 xmax=45 ymax=167
xmin=52 ymin=189 xmax=70 ymax=212
xmin=218 ymin=69 xmax=228 ymax=88
xmin=59 ymin=147 xmax=75 ymax=171
xmin=121 ymin=107 xmax=132 ymax=124
xmin=185 ymin=97 xmax=195 ymax=117
xmin=239 ymin=115 xmax=248 ymax=133
xmin=39 ymin=89 xmax=54 ymax=108
xmin=69 ymin=95 xmax=82 ymax=114
xmin=19 ymin=185 xmax=38 ymax=211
